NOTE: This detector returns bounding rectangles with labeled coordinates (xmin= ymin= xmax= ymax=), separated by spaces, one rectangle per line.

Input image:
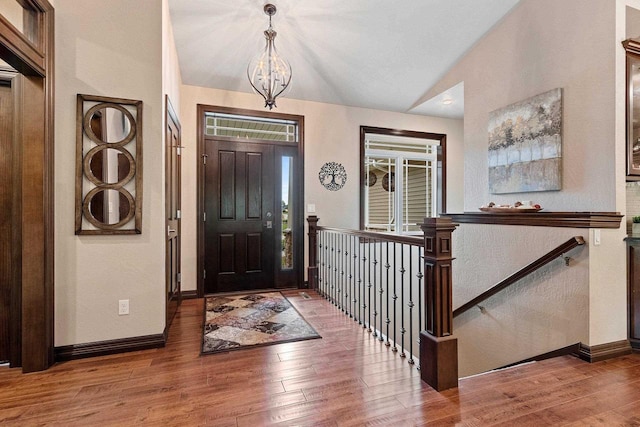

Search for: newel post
xmin=307 ymin=215 xmax=319 ymax=290
xmin=419 ymin=217 xmax=459 ymax=391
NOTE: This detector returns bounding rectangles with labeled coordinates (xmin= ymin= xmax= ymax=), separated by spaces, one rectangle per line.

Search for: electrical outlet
xmin=118 ymin=299 xmax=129 ymax=315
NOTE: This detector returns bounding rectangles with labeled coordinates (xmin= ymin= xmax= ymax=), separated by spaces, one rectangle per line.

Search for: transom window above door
xmin=204 ymin=112 xmax=298 ymax=143
xmin=360 ymin=126 xmax=446 ymax=234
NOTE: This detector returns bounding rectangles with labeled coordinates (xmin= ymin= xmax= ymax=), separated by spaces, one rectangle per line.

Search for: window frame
xmin=359 ymin=126 xmax=446 ymax=233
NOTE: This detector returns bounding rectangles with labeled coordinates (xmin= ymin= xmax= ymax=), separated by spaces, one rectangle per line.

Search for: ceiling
xmin=168 ymin=0 xmax=521 ymax=119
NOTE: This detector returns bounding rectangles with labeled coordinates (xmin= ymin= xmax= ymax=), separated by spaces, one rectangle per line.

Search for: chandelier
xmin=247 ymin=3 xmax=292 ymax=110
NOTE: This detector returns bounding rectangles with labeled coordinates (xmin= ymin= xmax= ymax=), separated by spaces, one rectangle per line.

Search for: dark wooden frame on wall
xmin=359 ymin=126 xmax=447 ymax=230
xmin=75 ymin=94 xmax=143 ymax=235
xmin=196 ymin=104 xmax=305 ymax=297
xmin=0 ymin=0 xmax=55 ymax=372
xmin=623 ymin=38 xmax=640 ymax=180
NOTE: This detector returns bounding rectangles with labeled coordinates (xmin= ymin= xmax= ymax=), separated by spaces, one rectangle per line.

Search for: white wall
xmin=422 ymin=0 xmax=628 ymax=375
xmin=179 ymin=85 xmax=464 ymax=292
xmin=54 ymin=0 xmax=165 ymax=345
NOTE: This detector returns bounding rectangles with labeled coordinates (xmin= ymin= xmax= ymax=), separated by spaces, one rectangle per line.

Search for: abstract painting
xmin=488 ymin=88 xmax=562 ymax=194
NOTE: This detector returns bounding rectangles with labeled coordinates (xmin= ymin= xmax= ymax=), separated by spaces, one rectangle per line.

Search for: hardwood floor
xmin=1 ymin=289 xmax=640 ymax=426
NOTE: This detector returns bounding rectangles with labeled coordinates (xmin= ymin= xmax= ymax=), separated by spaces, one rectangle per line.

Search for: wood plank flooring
xmin=1 ymin=289 xmax=640 ymax=426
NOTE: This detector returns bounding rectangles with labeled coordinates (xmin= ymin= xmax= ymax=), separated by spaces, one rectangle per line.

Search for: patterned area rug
xmin=202 ymin=292 xmax=321 ymax=355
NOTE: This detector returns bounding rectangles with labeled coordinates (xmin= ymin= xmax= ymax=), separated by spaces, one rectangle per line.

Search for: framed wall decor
xmin=624 ymin=38 xmax=640 ymax=179
xmin=75 ymin=94 xmax=143 ymax=234
xmin=488 ymin=88 xmax=562 ymax=194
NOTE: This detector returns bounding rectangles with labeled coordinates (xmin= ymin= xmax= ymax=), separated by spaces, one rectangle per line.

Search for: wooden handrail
xmin=315 ymin=225 xmax=424 ymax=246
xmin=452 ymin=236 xmax=585 ymax=318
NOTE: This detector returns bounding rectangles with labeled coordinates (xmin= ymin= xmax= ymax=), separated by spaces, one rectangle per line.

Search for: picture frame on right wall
xmin=488 ymin=88 xmax=562 ymax=194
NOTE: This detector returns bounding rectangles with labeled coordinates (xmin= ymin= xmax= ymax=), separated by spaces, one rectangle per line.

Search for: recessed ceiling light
xmin=442 ymin=98 xmax=453 ymax=105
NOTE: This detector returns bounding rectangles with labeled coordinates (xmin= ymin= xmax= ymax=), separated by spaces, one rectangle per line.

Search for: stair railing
xmin=452 ymin=236 xmax=585 ymax=318
xmin=307 ymin=216 xmax=459 ymax=391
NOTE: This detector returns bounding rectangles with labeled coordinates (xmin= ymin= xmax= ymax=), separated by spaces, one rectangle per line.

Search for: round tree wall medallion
xmin=318 ymin=162 xmax=347 ymax=191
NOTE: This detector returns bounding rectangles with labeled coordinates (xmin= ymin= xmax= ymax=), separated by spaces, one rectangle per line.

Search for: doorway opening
xmin=197 ymin=105 xmax=304 ymax=296
xmin=0 ymin=0 xmax=55 ymax=372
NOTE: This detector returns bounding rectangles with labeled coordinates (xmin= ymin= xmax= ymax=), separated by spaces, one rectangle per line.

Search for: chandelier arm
xmin=247 ymin=69 xmax=269 ymax=103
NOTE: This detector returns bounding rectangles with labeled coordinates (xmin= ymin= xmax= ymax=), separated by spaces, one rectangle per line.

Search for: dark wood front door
xmin=165 ymin=97 xmax=181 ymax=329
xmin=204 ymin=140 xmax=275 ymax=293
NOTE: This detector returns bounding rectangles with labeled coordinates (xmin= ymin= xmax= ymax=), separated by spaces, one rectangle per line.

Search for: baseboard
xmin=498 ymin=343 xmax=580 ymax=369
xmin=575 ymin=340 xmax=633 ymax=363
xmin=55 ymin=333 xmax=166 ymax=362
xmin=181 ymin=290 xmax=199 ymax=299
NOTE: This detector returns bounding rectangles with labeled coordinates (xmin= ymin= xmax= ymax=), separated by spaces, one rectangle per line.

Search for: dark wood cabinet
xmin=627 ymin=237 xmax=640 ymax=349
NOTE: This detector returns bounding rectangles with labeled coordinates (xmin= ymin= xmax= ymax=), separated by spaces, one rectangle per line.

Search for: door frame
xmin=165 ymin=95 xmax=181 ymax=332
xmin=196 ymin=104 xmax=304 ymax=297
xmin=0 ymin=0 xmax=55 ymax=372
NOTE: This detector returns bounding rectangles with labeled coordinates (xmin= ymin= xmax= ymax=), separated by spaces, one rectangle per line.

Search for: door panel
xmin=246 ymin=153 xmax=263 ymax=219
xmin=219 ymin=151 xmax=235 ymax=219
xmin=204 ymin=140 xmax=275 ymax=293
xmin=246 ymin=233 xmax=262 ymax=272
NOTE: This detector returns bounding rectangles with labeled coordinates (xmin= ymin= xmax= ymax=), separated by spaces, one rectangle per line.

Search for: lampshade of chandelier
xmin=247 ymin=4 xmax=292 ymax=110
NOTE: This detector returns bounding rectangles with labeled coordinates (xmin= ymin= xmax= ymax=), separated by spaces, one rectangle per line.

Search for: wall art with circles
xmin=75 ymin=94 xmax=143 ymax=235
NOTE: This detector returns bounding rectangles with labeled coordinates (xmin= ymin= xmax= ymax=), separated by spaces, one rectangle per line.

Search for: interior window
xmin=361 ymin=127 xmax=446 ymax=234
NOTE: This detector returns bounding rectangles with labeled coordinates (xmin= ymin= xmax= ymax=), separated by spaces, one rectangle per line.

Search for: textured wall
xmin=422 ymin=0 xmax=628 ymax=375
xmin=453 ymin=225 xmax=589 ymax=377
xmin=54 ymin=0 xmax=165 ymax=346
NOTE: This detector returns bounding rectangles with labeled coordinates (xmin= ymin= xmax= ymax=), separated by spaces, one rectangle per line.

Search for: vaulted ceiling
xmin=168 ymin=0 xmax=521 ymax=118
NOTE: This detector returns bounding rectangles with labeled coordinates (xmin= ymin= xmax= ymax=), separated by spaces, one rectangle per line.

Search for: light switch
xmin=593 ymin=229 xmax=601 ymax=246
xmin=307 ymin=204 xmax=316 ymax=213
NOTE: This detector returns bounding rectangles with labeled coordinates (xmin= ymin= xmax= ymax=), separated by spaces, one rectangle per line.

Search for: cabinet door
xmin=628 ymin=243 xmax=640 ymax=347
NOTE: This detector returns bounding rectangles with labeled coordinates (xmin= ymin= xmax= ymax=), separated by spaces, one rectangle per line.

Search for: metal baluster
xmin=392 ymin=242 xmax=398 ymax=353
xmin=351 ymin=236 xmax=360 ymax=321
xmin=417 ymin=245 xmax=423 ymax=370
xmin=324 ymin=232 xmax=329 ymax=300
xmin=372 ymin=239 xmax=378 ymax=337
xmin=323 ymin=231 xmax=328 ymax=299
xmin=325 ymin=232 xmax=330 ymax=301
xmin=344 ymin=234 xmax=349 ymax=314
xmin=349 ymin=236 xmax=358 ymax=320
xmin=358 ymin=237 xmax=363 ymax=325
xmin=330 ymin=233 xmax=335 ymax=305
xmin=385 ymin=241 xmax=391 ymax=347
xmin=408 ymin=245 xmax=415 ymax=365
xmin=367 ymin=238 xmax=372 ymax=332
xmin=340 ymin=234 xmax=344 ymax=314
xmin=345 ymin=236 xmax=353 ymax=319
xmin=318 ymin=232 xmax=323 ymax=297
xmin=400 ymin=244 xmax=406 ymax=358
xmin=378 ymin=240 xmax=384 ymax=342
xmin=333 ymin=233 xmax=340 ymax=308
xmin=337 ymin=235 xmax=342 ymax=311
